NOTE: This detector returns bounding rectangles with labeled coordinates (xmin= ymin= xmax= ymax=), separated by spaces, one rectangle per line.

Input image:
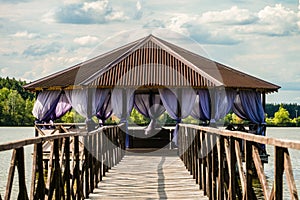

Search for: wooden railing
xmin=0 ymin=124 xmax=126 ymax=200
xmin=178 ymin=124 xmax=300 ymax=200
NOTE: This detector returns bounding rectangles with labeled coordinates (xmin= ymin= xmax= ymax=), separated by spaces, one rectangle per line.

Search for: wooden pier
xmin=88 ymin=149 xmax=207 ymax=199
xmin=0 ymin=123 xmax=300 ymax=200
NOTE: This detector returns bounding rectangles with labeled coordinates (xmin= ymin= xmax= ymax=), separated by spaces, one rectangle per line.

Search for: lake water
xmin=0 ymin=127 xmax=299 ymax=199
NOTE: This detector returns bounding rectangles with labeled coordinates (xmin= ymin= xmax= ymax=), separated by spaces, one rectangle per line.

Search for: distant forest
xmin=0 ymin=76 xmax=299 ymax=126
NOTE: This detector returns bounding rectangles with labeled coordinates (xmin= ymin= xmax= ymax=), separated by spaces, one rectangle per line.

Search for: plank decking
xmin=87 ymin=149 xmax=207 ymax=200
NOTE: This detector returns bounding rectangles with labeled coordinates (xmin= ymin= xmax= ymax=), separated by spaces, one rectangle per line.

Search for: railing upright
xmin=178 ymin=124 xmax=300 ymax=200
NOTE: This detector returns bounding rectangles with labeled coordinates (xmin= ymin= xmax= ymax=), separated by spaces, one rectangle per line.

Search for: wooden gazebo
xmin=24 ymin=34 xmax=280 ymax=148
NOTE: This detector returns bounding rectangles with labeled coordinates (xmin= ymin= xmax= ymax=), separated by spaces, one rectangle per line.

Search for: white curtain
xmin=159 ymin=88 xmax=196 ymax=145
xmin=111 ymin=88 xmax=135 ymax=122
xmin=32 ymin=90 xmax=61 ymax=121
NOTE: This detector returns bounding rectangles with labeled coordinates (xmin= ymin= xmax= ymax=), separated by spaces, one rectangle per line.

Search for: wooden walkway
xmin=87 ymin=149 xmax=207 ymax=200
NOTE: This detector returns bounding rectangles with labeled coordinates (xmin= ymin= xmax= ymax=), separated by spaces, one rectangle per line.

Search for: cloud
xmin=73 ymin=35 xmax=99 ymax=46
xmin=143 ymin=19 xmax=165 ymax=28
xmin=11 ymin=31 xmax=39 ymax=39
xmin=45 ymin=0 xmax=127 ymax=24
xmin=23 ymin=42 xmax=62 ymax=56
xmin=134 ymin=0 xmax=143 ymax=19
xmin=200 ymin=6 xmax=258 ymax=25
xmin=256 ymin=4 xmax=299 ymax=36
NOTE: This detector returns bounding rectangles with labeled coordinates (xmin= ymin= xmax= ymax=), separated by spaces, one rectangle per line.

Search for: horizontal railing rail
xmin=0 ymin=123 xmax=126 ymax=200
xmin=178 ymin=123 xmax=299 ymax=200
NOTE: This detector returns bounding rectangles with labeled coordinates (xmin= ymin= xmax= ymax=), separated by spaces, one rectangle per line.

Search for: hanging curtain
xmin=191 ymin=89 xmax=211 ymax=123
xmin=210 ymin=88 xmax=237 ymax=124
xmin=159 ymin=88 xmax=196 ymax=145
xmin=233 ymin=90 xmax=265 ymax=135
xmin=54 ymin=91 xmax=72 ymax=119
xmin=134 ymin=93 xmax=166 ymax=135
xmin=32 ymin=90 xmax=62 ymax=122
xmin=95 ymin=89 xmax=112 ymax=126
xmin=65 ymin=89 xmax=89 ymax=118
xmin=111 ymin=88 xmax=135 ymax=147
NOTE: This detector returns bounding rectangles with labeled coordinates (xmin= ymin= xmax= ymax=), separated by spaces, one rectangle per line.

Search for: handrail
xmin=182 ymin=123 xmax=300 ymax=150
xmin=0 ymin=123 xmax=126 ymax=200
xmin=178 ymin=123 xmax=299 ymax=200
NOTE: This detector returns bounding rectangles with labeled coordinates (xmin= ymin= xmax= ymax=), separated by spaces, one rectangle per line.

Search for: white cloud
xmin=136 ymin=0 xmax=142 ymax=11
xmin=257 ymin=4 xmax=299 ymax=36
xmin=45 ymin=0 xmax=127 ymax=24
xmin=12 ymin=31 xmax=39 ymax=39
xmin=73 ymin=35 xmax=99 ymax=46
xmin=200 ymin=6 xmax=258 ymax=25
xmin=82 ymin=0 xmax=108 ymax=12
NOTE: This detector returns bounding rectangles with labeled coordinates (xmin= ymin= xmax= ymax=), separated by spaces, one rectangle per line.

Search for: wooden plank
xmin=283 ymin=148 xmax=299 ymax=200
xmin=180 ymin=124 xmax=300 ymax=150
xmin=217 ymin=136 xmax=224 ymax=200
xmin=16 ymin=147 xmax=29 ymax=200
xmin=235 ymin=140 xmax=246 ymax=199
xmin=245 ymin=141 xmax=255 ymax=200
xmin=30 ymin=143 xmax=38 ymax=199
xmin=89 ymin=150 xmax=208 ymax=200
xmin=274 ymin=147 xmax=284 ymax=200
xmin=64 ymin=137 xmax=71 ymax=200
xmin=228 ymin=137 xmax=236 ymax=200
xmin=4 ymin=149 xmax=17 ymax=200
xmin=252 ymin=145 xmax=270 ymax=199
xmin=35 ymin=142 xmax=45 ymax=199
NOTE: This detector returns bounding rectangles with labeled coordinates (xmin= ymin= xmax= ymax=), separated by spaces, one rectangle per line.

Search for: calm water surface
xmin=0 ymin=127 xmax=299 ymax=199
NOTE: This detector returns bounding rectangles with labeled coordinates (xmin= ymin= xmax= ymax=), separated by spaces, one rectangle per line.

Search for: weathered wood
xmin=16 ymin=147 xmax=29 ymax=200
xmin=227 ymin=137 xmax=237 ymax=200
xmin=235 ymin=140 xmax=246 ymax=199
xmin=64 ymin=137 xmax=71 ymax=200
xmin=283 ymin=148 xmax=299 ymax=200
xmin=181 ymin=124 xmax=300 ymax=150
xmin=4 ymin=149 xmax=17 ymax=200
xmin=245 ymin=141 xmax=255 ymax=200
xmin=274 ymin=147 xmax=284 ymax=200
xmin=217 ymin=136 xmax=224 ymax=200
xmin=30 ymin=143 xmax=38 ymax=199
xmin=252 ymin=145 xmax=270 ymax=199
xmin=89 ymin=150 xmax=207 ymax=200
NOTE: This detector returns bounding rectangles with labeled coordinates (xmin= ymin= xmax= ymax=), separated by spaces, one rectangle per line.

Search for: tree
xmin=273 ymin=104 xmax=291 ymax=125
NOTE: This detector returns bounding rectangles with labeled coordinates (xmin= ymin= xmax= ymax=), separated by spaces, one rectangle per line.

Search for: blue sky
xmin=0 ymin=0 xmax=299 ymax=104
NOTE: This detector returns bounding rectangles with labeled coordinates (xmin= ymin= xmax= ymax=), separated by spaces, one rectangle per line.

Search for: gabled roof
xmin=24 ymin=34 xmax=280 ymax=93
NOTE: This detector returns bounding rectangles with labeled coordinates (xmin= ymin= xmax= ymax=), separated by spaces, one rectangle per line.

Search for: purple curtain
xmin=32 ymin=90 xmax=62 ymax=122
xmin=191 ymin=89 xmax=211 ymax=122
xmin=134 ymin=93 xmax=166 ymax=134
xmin=233 ymin=90 xmax=265 ymax=135
xmin=111 ymin=88 xmax=135 ymax=147
xmin=95 ymin=89 xmax=112 ymax=126
xmin=54 ymin=92 xmax=72 ymax=119
xmin=159 ymin=88 xmax=196 ymax=145
xmin=210 ymin=89 xmax=237 ymax=124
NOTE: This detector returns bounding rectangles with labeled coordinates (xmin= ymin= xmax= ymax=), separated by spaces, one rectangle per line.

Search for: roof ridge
xmin=81 ymin=35 xmax=152 ymax=85
xmin=150 ymin=35 xmax=223 ymax=86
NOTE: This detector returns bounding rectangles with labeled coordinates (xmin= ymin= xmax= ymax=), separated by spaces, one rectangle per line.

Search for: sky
xmin=0 ymin=0 xmax=300 ymax=104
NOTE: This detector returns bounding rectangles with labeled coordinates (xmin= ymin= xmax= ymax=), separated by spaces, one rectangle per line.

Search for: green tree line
xmin=0 ymin=77 xmax=35 ymax=126
xmin=0 ymin=76 xmax=299 ymax=126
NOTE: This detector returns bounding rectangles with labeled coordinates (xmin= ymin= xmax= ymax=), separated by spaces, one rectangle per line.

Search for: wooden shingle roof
xmin=24 ymin=34 xmax=280 ymax=93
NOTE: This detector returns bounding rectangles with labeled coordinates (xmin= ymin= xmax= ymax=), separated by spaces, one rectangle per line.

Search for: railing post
xmin=16 ymin=147 xmax=29 ymax=200
xmin=84 ymin=135 xmax=90 ymax=198
xmin=275 ymin=146 xmax=284 ymax=200
xmin=217 ymin=135 xmax=224 ymax=200
xmin=201 ymin=131 xmax=207 ymax=195
xmin=206 ymin=133 xmax=212 ymax=200
xmin=245 ymin=141 xmax=254 ymax=200
xmin=65 ymin=137 xmax=71 ymax=200
xmin=229 ymin=136 xmax=236 ymax=200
